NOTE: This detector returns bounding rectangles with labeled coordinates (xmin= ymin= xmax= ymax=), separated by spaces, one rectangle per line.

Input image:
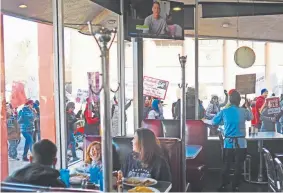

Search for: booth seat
xmin=85 ymin=136 xmax=183 ymax=192
xmin=141 ymin=119 xmax=207 ymax=191
xmin=185 ymin=120 xmax=207 ymax=192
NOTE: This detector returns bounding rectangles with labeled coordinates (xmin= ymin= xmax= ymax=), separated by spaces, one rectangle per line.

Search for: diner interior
xmin=1 ymin=0 xmax=283 ymax=192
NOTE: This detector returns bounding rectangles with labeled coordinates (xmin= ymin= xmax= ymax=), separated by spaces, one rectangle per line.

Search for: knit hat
xmin=261 ymin=88 xmax=268 ymax=95
xmin=228 ymin=89 xmax=236 ymax=96
xmin=25 ymin=99 xmax=34 ymax=105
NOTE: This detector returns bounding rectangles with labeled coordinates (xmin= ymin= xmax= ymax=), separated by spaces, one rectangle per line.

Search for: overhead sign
xmin=236 ymin=74 xmax=256 ymax=95
xmin=266 ymin=97 xmax=281 ymax=115
xmin=143 ymin=76 xmax=169 ymax=100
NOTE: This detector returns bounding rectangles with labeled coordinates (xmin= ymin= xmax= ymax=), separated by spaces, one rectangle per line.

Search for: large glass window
xmin=3 ymin=16 xmax=58 ymax=173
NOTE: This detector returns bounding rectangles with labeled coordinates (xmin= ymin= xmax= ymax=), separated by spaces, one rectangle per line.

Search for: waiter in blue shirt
xmin=212 ymin=90 xmax=253 ymax=192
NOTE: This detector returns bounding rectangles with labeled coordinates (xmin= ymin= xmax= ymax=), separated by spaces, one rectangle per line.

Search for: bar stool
xmin=218 ymin=133 xmax=252 ymax=183
xmin=263 ymin=148 xmax=279 ymax=192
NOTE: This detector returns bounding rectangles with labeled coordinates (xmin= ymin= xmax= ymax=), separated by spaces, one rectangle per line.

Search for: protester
xmin=111 ymin=95 xmax=132 ymax=136
xmin=84 ymin=98 xmax=100 ymax=135
xmin=66 ymin=102 xmax=82 ymax=162
xmin=205 ymin=90 xmax=228 ymax=120
xmin=147 ymin=99 xmax=163 ymax=119
xmin=7 ymin=103 xmax=21 ymax=160
xmin=260 ymin=101 xmax=276 ymax=132
xmin=33 ymin=100 xmax=40 ymax=142
xmin=122 ymin=129 xmax=171 ymax=181
xmin=5 ymin=139 xmax=65 ymax=187
xmin=18 ymin=100 xmax=36 ymax=161
xmin=254 ymin=89 xmax=268 ymax=129
xmin=212 ymin=90 xmax=253 ymax=192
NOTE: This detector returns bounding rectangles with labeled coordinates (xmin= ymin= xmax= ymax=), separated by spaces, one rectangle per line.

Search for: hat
xmin=25 ymin=100 xmax=34 ymax=105
xmin=261 ymin=88 xmax=268 ymax=95
xmin=228 ymin=89 xmax=236 ymax=96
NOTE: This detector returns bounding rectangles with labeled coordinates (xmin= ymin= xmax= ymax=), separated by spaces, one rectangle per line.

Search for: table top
xmin=186 ymin=145 xmax=203 ymax=159
xmin=123 ymin=181 xmax=172 ymax=193
xmin=246 ymin=132 xmax=283 ymax=140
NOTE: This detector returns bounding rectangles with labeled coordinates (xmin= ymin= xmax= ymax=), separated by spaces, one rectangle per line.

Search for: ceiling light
xmin=222 ymin=23 xmax=231 ymax=28
xmin=172 ymin=7 xmax=182 ymax=11
xmin=19 ymin=4 xmax=27 ymax=8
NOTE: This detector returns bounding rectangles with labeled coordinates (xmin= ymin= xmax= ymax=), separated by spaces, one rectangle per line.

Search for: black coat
xmin=5 ymin=163 xmax=66 ymax=187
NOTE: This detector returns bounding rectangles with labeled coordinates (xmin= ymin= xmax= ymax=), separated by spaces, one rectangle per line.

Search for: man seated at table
xmin=211 ymin=90 xmax=253 ymax=192
xmin=5 ymin=139 xmax=65 ymax=187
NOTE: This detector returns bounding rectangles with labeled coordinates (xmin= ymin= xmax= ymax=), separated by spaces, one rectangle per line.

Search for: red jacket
xmin=254 ymin=96 xmax=265 ymax=126
xmin=84 ymin=103 xmax=99 ymax=125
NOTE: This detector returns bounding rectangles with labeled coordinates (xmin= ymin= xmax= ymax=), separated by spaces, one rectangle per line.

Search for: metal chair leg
xmin=244 ymin=156 xmax=251 ymax=183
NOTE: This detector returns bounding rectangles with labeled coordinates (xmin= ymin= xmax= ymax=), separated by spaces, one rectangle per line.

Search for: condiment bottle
xmin=117 ymin=170 xmax=123 ymax=192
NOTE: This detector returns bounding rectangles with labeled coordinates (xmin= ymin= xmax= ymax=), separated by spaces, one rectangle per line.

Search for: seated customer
xmin=5 ymin=139 xmax=65 ymax=187
xmin=77 ymin=141 xmax=120 ymax=173
xmin=122 ymin=128 xmax=171 ymax=182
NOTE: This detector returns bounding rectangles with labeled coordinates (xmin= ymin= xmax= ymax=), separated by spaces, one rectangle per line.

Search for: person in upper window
xmin=5 ymin=139 xmax=65 ymax=187
xmin=211 ymin=90 xmax=253 ymax=192
xmin=147 ymin=99 xmax=163 ymax=120
xmin=122 ymin=128 xmax=171 ymax=182
xmin=143 ymin=2 xmax=169 ymax=36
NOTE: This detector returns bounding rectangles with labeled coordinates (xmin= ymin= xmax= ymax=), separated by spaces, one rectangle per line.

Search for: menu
xmin=235 ymin=74 xmax=256 ymax=95
xmin=266 ymin=97 xmax=281 ymax=115
xmin=143 ymin=76 xmax=169 ymax=100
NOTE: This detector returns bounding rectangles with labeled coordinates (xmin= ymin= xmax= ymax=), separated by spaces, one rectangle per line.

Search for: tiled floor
xmin=202 ymin=170 xmax=268 ymax=192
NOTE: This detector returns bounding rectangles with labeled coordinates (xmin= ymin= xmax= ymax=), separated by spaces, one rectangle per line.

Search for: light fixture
xmin=172 ymin=7 xmax=182 ymax=11
xmin=19 ymin=4 xmax=27 ymax=8
xmin=222 ymin=23 xmax=231 ymax=28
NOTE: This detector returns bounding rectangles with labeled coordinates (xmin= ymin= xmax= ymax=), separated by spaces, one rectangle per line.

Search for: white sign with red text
xmin=143 ymin=76 xmax=169 ymax=100
xmin=266 ymin=97 xmax=281 ymax=115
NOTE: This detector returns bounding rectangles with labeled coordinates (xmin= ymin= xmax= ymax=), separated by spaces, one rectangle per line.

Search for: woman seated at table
xmin=76 ymin=141 xmax=120 ymax=173
xmin=122 ymin=128 xmax=171 ymax=182
xmin=211 ymin=90 xmax=253 ymax=192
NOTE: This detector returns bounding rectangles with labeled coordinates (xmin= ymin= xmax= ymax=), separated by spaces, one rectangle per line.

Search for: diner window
xmin=3 ymin=16 xmax=59 ymax=173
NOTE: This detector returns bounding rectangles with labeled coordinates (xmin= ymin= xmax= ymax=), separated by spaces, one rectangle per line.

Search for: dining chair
xmin=274 ymin=158 xmax=283 ymax=192
xmin=263 ymin=148 xmax=279 ymax=192
xmin=218 ymin=132 xmax=251 ymax=182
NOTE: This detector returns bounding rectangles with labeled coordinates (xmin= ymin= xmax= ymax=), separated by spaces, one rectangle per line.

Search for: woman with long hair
xmin=212 ymin=90 xmax=253 ymax=192
xmin=122 ymin=128 xmax=171 ymax=181
xmin=78 ymin=141 xmax=120 ymax=173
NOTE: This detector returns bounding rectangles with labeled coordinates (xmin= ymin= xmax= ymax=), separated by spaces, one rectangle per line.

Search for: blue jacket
xmin=18 ymin=106 xmax=35 ymax=132
xmin=212 ymin=105 xmax=253 ymax=148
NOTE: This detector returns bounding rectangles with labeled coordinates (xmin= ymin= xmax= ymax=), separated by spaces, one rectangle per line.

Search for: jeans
xmin=68 ymin=131 xmax=77 ymax=158
xmin=221 ymin=148 xmax=247 ymax=188
xmin=8 ymin=140 xmax=19 ymax=158
xmin=22 ymin=131 xmax=34 ymax=158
